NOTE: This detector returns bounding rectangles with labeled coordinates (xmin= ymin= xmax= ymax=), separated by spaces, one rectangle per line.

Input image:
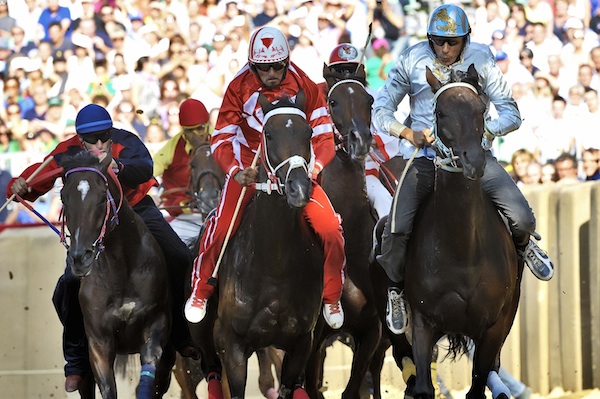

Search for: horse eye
xmin=329 ymin=99 xmax=336 ymax=108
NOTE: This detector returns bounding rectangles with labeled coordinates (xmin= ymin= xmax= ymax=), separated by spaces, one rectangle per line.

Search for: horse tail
xmin=114 ymin=354 xmax=139 ymax=379
xmin=442 ymin=334 xmax=472 ymax=361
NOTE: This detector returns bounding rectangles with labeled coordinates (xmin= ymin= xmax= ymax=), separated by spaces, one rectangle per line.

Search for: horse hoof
xmin=292 ymin=387 xmax=310 ymax=399
xmin=266 ymin=387 xmax=279 ymax=399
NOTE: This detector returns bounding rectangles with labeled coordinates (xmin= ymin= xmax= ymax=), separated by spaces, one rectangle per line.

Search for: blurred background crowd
xmin=0 ymin=0 xmax=599 ymax=226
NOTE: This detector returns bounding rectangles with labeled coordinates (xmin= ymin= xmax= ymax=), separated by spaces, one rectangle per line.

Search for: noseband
xmin=256 ymin=107 xmax=311 ymax=195
xmin=61 ymin=167 xmax=123 ymax=257
xmin=431 ymin=82 xmax=480 ymax=173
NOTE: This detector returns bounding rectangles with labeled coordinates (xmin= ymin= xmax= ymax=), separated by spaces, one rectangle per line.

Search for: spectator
xmin=537 ymin=95 xmax=576 ymax=163
xmin=11 ymin=25 xmax=36 ymax=56
xmin=581 ymin=148 xmax=600 ymax=180
xmin=555 ymin=152 xmax=581 ymax=183
xmin=510 ymin=148 xmax=535 ymax=186
xmin=0 ymin=0 xmax=16 ymax=37
xmin=0 ymin=124 xmax=19 ymax=153
xmin=47 ymin=21 xmax=73 ymax=60
xmin=496 ymin=50 xmax=534 ymax=89
xmin=370 ymin=0 xmax=406 ymax=59
xmin=37 ymin=0 xmax=71 ymax=42
xmin=366 ymin=38 xmax=392 ymax=91
xmin=518 ymin=47 xmax=538 ymax=77
xmin=541 ymin=162 xmax=558 ymax=183
xmin=5 ymin=102 xmax=29 ymax=140
xmin=523 ymin=160 xmax=543 ymax=184
xmin=112 ymin=100 xmax=147 ymax=140
xmin=47 ymin=51 xmax=69 ymax=98
xmin=65 ymin=32 xmax=95 ymax=93
xmin=22 ymin=84 xmax=49 ymax=121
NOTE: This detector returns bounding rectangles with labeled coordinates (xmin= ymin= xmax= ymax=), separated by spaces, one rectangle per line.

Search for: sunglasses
xmin=429 ymin=36 xmax=463 ymax=47
xmin=80 ymin=130 xmax=111 ymax=144
xmin=253 ymin=61 xmax=287 ymax=72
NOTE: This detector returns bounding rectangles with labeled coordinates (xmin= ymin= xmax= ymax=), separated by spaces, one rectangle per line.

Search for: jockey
xmin=322 ymin=42 xmax=401 ymax=219
xmin=372 ymin=4 xmax=555 ymax=335
xmin=153 ymin=98 xmax=211 ymax=248
xmin=7 ymin=104 xmax=199 ymax=393
xmin=184 ymin=26 xmax=346 ymax=330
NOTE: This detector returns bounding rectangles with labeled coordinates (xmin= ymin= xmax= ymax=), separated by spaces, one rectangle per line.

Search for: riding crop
xmin=208 ymin=145 xmax=262 ymax=286
xmin=0 ymin=155 xmax=55 ymax=214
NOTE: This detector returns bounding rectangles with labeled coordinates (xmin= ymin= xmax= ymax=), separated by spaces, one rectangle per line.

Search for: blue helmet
xmin=75 ymin=104 xmax=113 ymax=134
xmin=427 ymin=4 xmax=471 ymax=38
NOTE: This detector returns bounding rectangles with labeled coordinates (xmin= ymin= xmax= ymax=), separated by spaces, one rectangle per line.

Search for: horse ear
xmin=467 ymin=64 xmax=479 ymax=81
xmin=258 ymin=93 xmax=273 ymax=114
xmin=426 ymin=67 xmax=442 ymax=93
xmin=99 ymin=147 xmax=113 ymax=172
xmin=295 ymin=89 xmax=306 ymax=112
xmin=323 ymin=64 xmax=337 ymax=90
xmin=354 ymin=65 xmax=367 ymax=81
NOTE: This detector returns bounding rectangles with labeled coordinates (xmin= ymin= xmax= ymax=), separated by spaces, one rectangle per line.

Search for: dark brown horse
xmin=304 ymin=65 xmax=382 ymax=399
xmin=188 ymin=143 xmax=226 ymax=219
xmin=59 ymin=152 xmax=175 ymax=399
xmin=212 ymin=92 xmax=323 ymax=399
xmin=375 ymin=65 xmax=522 ymax=399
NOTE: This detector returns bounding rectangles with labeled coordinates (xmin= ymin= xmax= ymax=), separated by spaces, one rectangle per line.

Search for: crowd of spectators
xmin=0 ymin=0 xmax=599 ymax=225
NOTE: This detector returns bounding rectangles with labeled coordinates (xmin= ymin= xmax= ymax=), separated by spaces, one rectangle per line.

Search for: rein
xmin=61 ymin=166 xmax=123 ymax=257
xmin=257 ymin=106 xmax=310 ymax=195
xmin=431 ymin=82 xmax=479 ymax=173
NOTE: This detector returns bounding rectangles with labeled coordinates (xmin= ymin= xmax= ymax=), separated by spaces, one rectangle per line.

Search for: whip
xmin=0 ymin=156 xmax=55 ymax=214
xmin=207 ymin=146 xmax=261 ymax=286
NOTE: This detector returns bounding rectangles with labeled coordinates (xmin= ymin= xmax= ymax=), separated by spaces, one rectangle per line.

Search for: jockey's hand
xmin=406 ymin=128 xmax=434 ymax=148
xmin=10 ymin=177 xmax=30 ymax=196
xmin=234 ymin=168 xmax=258 ymax=187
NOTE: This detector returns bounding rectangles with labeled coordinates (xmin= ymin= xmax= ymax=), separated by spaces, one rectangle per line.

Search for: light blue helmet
xmin=427 ymin=4 xmax=471 ymax=38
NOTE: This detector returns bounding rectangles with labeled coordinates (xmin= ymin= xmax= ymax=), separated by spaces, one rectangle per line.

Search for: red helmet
xmin=328 ymin=43 xmax=362 ymax=67
xmin=179 ymin=98 xmax=209 ymax=128
xmin=248 ymin=26 xmax=289 ymax=64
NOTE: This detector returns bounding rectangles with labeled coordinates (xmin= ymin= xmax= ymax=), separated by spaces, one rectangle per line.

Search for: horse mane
xmin=60 ymin=151 xmax=102 ymax=172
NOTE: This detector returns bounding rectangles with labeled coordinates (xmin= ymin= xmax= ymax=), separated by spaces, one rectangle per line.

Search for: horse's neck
xmin=321 ymin=155 xmax=368 ymax=201
xmin=433 ymin=171 xmax=488 ymax=228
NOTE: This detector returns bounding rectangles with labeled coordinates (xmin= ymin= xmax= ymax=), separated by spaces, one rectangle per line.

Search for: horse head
xmin=258 ymin=91 xmax=312 ymax=208
xmin=60 ymin=151 xmax=120 ymax=277
xmin=189 ymin=143 xmax=225 ymax=218
xmin=426 ymin=64 xmax=487 ymax=180
xmin=323 ymin=63 xmax=374 ymax=160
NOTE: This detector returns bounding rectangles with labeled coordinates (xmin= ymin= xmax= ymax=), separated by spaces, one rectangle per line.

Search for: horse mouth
xmin=67 ymin=249 xmax=96 ymax=277
xmin=285 ymin=179 xmax=311 ymax=208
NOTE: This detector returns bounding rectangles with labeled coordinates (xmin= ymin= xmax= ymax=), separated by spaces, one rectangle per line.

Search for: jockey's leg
xmin=480 ymin=151 xmax=553 ymax=281
xmin=52 ymin=265 xmax=90 ymax=392
xmin=377 ymin=157 xmax=434 ymax=335
xmin=480 ymin=151 xmax=535 ymax=247
xmin=134 ymin=195 xmax=199 ymax=359
xmin=366 ymin=173 xmax=393 ymax=219
xmin=304 ymin=182 xmax=346 ymax=329
xmin=377 ymin=157 xmax=434 ymax=284
xmin=186 ymin=177 xmax=255 ymax=322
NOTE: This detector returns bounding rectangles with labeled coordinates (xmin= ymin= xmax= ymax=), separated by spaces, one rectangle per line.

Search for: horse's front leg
xmin=410 ymin=311 xmax=436 ymax=399
xmin=140 ymin=316 xmax=171 ymax=399
xmin=279 ymin=332 xmax=314 ymax=399
xmin=257 ymin=347 xmax=283 ymax=399
xmin=88 ymin=339 xmax=117 ymax=399
xmin=214 ymin=326 xmax=249 ymax=399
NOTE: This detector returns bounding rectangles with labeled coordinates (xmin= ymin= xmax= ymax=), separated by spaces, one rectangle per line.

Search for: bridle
xmin=255 ymin=106 xmax=311 ymax=195
xmin=327 ymin=78 xmax=368 ymax=154
xmin=430 ymin=81 xmax=480 ymax=173
xmin=61 ymin=166 xmax=123 ymax=258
